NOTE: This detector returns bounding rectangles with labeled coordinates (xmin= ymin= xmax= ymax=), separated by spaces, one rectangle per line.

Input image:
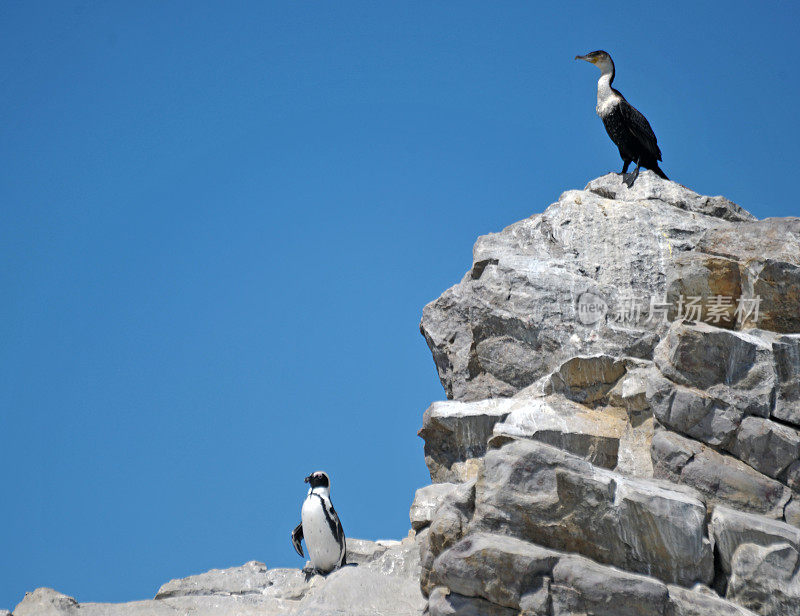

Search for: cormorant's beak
xmin=304 ymin=475 xmax=311 ymax=483
xmin=575 ymin=54 xmax=594 ymax=64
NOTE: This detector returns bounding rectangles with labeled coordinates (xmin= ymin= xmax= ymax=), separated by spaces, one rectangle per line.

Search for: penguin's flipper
xmin=329 ymin=506 xmax=346 ymax=568
xmin=291 ymin=523 xmax=304 ymax=557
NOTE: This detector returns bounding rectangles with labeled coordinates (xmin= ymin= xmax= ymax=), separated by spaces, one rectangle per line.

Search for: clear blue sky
xmin=2 ymin=0 xmax=798 ymax=609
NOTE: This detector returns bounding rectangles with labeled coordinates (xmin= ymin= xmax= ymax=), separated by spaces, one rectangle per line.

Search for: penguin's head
xmin=304 ymin=471 xmax=330 ymax=489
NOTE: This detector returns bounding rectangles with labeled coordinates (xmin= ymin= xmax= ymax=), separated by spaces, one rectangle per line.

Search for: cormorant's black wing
xmin=618 ymin=98 xmax=662 ymax=161
xmin=291 ymin=523 xmax=304 ymax=557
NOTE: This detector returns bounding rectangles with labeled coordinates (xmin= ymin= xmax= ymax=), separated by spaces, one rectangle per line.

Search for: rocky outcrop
xmin=421 ymin=172 xmax=799 ymax=403
xmin=418 ymin=173 xmax=800 ymax=616
xmin=12 ymin=536 xmax=425 ymax=616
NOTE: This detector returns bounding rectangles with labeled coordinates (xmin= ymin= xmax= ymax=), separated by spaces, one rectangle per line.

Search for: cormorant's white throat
xmin=596 ymin=72 xmax=621 ymax=117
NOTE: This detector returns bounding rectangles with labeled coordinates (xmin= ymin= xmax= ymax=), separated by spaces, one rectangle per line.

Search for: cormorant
xmin=575 ymin=50 xmax=668 ymax=187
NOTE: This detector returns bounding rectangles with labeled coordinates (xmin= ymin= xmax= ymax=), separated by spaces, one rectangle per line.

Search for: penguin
xmin=291 ymin=471 xmax=347 ymax=574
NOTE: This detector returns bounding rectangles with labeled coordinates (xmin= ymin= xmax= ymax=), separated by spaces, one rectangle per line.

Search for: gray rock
xmin=727 ymin=416 xmax=800 ymax=479
xmin=429 ymin=532 xmax=756 ymax=616
xmin=653 ymin=322 xmax=775 ymax=417
xmin=697 ymin=218 xmax=800 ymax=333
xmin=418 ymin=398 xmax=513 ymax=482
xmin=260 ymin=568 xmax=316 ymax=601
xmin=550 ymin=554 xmax=669 ymax=616
xmin=773 ymin=334 xmax=800 ymax=426
xmin=609 ymin=366 xmax=657 ymax=478
xmin=422 ymin=355 xmax=640 ymax=483
xmin=13 ymin=538 xmax=424 ymax=616
xmin=733 ymin=541 xmax=798 ymax=585
xmin=616 ymin=412 xmax=656 ymax=478
xmin=544 ymin=354 xmax=628 ymax=405
xmin=649 ymin=374 xmax=745 ymax=449
xmin=697 ymin=217 xmax=800 ymax=265
xmin=473 ymin=439 xmax=713 ymax=586
xmin=726 ymin=542 xmax=800 ymax=616
xmin=410 ymin=483 xmax=460 ymax=531
xmin=583 ymin=173 xmax=755 ymax=223
xmin=427 ymin=587 xmax=517 ymax=616
xmin=664 ymin=252 xmax=742 ymax=329
xmin=344 ymin=538 xmax=393 ymax=565
xmin=748 ymin=260 xmax=800 ymax=334
xmin=429 ymin=533 xmax=558 ymax=609
xmin=647 ymin=323 xmax=787 ymax=458
xmin=651 ymin=430 xmax=790 ymax=519
xmin=13 ymin=591 xmax=183 ymax=616
xmin=13 ymin=589 xmax=79 ymax=616
xmin=519 ymin=578 xmax=551 ymax=616
xmin=490 ymin=394 xmax=628 ymax=469
xmin=422 ymin=359 xmax=654 ymax=489
xmin=420 ymin=481 xmax=477 ymax=596
xmin=785 ymin=498 xmax=800 ymax=528
xmin=155 ymin=560 xmax=271 ymax=598
xmin=710 ymin=506 xmax=800 ymax=575
xmin=786 ymin=462 xmax=800 ymax=492
xmin=666 ymin=584 xmax=758 ymax=616
xmin=608 ymin=366 xmax=652 ymax=413
xmin=296 ymin=535 xmax=425 ymax=616
xmin=421 ymin=174 xmax=744 ymax=403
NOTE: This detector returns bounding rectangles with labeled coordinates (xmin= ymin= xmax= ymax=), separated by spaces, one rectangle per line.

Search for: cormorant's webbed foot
xmin=623 ymin=164 xmax=640 ymax=188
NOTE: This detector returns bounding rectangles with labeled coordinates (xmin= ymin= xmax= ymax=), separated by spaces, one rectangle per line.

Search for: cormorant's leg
xmin=623 ymin=159 xmax=640 ymax=188
xmin=620 ymin=160 xmax=631 ymax=175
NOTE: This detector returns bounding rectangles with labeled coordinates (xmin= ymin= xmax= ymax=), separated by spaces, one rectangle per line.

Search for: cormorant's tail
xmin=651 ymin=164 xmax=669 ymax=180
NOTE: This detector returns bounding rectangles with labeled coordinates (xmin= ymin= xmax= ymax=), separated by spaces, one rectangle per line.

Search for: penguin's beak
xmin=304 ymin=475 xmax=311 ymax=483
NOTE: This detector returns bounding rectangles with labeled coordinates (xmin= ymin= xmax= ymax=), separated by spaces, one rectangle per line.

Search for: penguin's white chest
xmin=301 ymin=494 xmax=343 ymax=573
